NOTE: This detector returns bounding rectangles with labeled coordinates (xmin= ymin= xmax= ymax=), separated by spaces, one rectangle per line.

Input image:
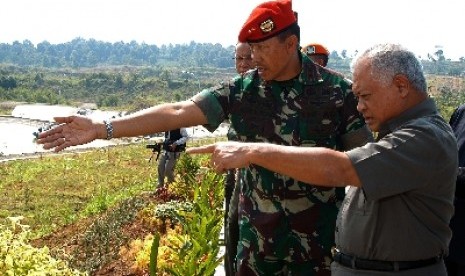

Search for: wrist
xmin=103 ymin=120 xmax=114 ymax=140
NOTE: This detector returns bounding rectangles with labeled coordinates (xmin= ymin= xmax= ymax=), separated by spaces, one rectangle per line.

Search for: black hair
xmin=276 ymin=23 xmax=300 ymax=43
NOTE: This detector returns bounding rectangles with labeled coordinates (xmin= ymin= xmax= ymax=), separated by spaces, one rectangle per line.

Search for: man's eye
xmin=354 ymin=93 xmax=369 ymax=101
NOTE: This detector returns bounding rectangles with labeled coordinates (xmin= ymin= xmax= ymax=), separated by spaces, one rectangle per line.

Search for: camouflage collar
xmin=299 ymin=53 xmax=324 ymax=86
xmin=259 ymin=53 xmax=324 ymax=87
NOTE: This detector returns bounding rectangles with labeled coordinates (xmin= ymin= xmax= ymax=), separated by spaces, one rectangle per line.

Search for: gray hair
xmin=351 ymin=43 xmax=427 ymax=93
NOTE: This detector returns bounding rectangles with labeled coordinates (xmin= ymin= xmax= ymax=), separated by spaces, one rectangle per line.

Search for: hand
xmin=169 ymin=143 xmax=177 ymax=151
xmin=36 ymin=116 xmax=101 ymax=152
xmin=187 ymin=141 xmax=251 ymax=173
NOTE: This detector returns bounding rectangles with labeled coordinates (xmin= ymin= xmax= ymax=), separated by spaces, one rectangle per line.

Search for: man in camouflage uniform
xmin=224 ymin=41 xmax=254 ymax=276
xmin=193 ymin=1 xmax=372 ymax=274
xmin=36 ymin=0 xmax=372 ymax=275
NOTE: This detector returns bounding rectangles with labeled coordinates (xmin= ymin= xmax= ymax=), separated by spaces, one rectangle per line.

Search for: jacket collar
xmin=377 ymin=97 xmax=438 ymax=139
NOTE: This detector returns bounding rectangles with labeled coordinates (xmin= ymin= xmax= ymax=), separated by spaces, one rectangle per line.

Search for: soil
xmin=31 ymin=192 xmax=165 ymax=276
xmin=8 ymin=136 xmax=219 ymax=275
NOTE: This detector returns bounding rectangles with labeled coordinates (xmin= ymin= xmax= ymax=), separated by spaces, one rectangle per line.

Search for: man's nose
xmin=251 ymin=52 xmax=260 ymax=63
xmin=357 ymin=100 xmax=365 ymax=113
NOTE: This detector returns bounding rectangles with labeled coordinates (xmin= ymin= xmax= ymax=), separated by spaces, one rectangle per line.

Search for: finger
xmin=42 ymin=137 xmax=68 ymax=152
xmin=215 ymin=167 xmax=226 ymax=174
xmin=36 ymin=131 xmax=64 ymax=144
xmin=212 ymin=160 xmax=226 ymax=174
xmin=37 ymin=125 xmax=63 ymax=140
xmin=55 ymin=142 xmax=69 ymax=152
xmin=53 ymin=116 xmax=75 ymax=124
xmin=210 ymin=158 xmax=216 ymax=168
xmin=186 ymin=144 xmax=216 ymax=154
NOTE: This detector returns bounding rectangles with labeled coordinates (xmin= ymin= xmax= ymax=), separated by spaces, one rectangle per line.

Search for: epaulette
xmin=320 ymin=66 xmax=345 ymax=78
xmin=301 ymin=57 xmax=323 ymax=84
xmin=242 ymin=68 xmax=257 ymax=79
xmin=208 ymin=82 xmax=228 ymax=92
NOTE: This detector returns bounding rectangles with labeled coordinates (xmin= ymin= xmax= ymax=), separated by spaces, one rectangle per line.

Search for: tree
xmin=341 ymin=50 xmax=347 ymax=59
xmin=0 ymin=76 xmax=17 ymax=89
xmin=434 ymin=49 xmax=446 ymax=62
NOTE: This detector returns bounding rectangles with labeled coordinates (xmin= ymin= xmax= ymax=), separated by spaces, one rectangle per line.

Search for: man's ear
xmin=393 ymin=74 xmax=410 ymax=98
xmin=286 ymin=35 xmax=299 ymax=53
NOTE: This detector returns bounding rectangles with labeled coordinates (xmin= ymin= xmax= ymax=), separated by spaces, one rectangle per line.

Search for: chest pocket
xmin=293 ymin=85 xmax=344 ymax=148
xmin=230 ymin=91 xmax=287 ymax=144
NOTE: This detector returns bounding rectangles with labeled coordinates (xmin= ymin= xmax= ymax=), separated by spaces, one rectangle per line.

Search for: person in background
xmin=157 ymin=128 xmax=188 ymax=189
xmin=188 ymin=43 xmax=457 ymax=276
xmin=301 ymin=43 xmax=330 ymax=67
xmin=36 ymin=1 xmax=372 ymax=274
xmin=446 ymin=105 xmax=465 ymax=276
xmin=234 ymin=42 xmax=254 ymax=75
xmin=223 ymin=41 xmax=253 ymax=276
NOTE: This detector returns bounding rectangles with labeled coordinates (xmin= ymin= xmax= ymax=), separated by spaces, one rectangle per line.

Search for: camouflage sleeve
xmin=191 ymin=82 xmax=231 ymax=132
xmin=341 ymin=126 xmax=374 ymax=150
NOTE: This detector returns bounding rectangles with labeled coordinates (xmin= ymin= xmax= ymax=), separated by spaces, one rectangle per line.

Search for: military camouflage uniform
xmin=193 ymin=54 xmax=372 ymax=275
xmin=224 ymin=124 xmax=241 ymax=276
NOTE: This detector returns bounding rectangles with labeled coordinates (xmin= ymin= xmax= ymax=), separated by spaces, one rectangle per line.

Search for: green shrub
xmin=0 ymin=216 xmax=86 ymax=276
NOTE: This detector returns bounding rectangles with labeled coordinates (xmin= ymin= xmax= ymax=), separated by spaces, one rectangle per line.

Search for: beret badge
xmin=260 ymin=19 xmax=275 ymax=33
xmin=306 ymin=46 xmax=316 ymax=55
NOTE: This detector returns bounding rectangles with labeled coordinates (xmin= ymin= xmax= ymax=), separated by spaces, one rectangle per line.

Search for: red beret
xmin=302 ymin=43 xmax=330 ymax=56
xmin=238 ymin=0 xmax=297 ymax=43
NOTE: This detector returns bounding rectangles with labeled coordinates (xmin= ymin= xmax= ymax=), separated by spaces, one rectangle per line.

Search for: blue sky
xmin=1 ymin=0 xmax=464 ymax=60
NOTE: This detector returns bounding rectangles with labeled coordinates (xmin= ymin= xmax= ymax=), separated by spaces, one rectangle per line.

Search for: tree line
xmin=0 ymin=63 xmax=237 ymax=113
xmin=1 ymin=38 xmax=464 ymax=75
xmin=0 ymin=38 xmax=236 ymax=69
xmin=0 ymin=38 xmax=464 ymax=114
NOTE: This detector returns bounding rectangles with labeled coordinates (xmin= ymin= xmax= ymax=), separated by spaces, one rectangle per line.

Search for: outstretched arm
xmin=187 ymin=141 xmax=361 ymax=187
xmin=37 ymin=100 xmax=206 ymax=152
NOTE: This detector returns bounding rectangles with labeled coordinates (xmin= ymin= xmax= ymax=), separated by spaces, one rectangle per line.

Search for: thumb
xmin=186 ymin=144 xmax=216 ymax=154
